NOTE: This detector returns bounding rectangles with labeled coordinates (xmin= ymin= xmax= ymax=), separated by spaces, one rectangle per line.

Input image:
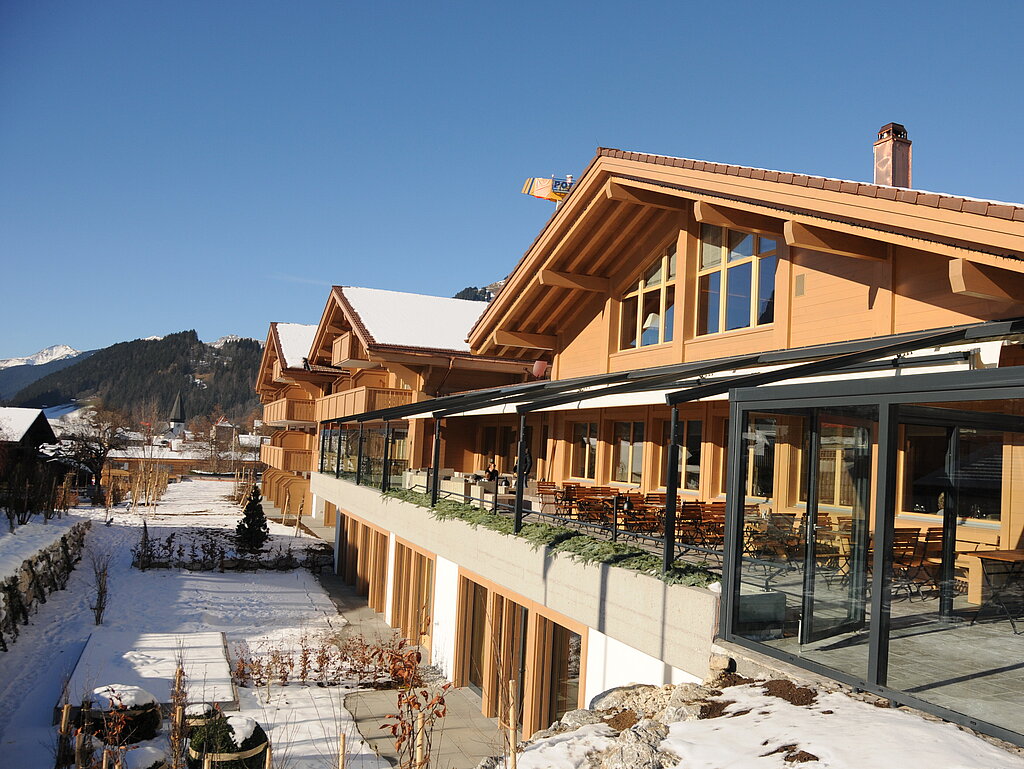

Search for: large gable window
xmin=697 ymin=224 xmax=776 ymax=335
xmin=619 ymin=245 xmax=677 ymax=350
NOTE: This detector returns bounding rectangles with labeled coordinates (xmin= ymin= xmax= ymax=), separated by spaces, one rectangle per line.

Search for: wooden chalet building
xmin=256 ymin=322 xmax=321 ymax=517
xmin=290 ymin=126 xmax=1024 ymax=744
xmin=258 ymin=287 xmax=529 ymax=528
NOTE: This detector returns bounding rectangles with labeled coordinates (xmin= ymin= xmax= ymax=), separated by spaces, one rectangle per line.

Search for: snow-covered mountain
xmin=0 ymin=344 xmax=81 ymax=371
xmin=209 ymin=334 xmax=243 ymax=348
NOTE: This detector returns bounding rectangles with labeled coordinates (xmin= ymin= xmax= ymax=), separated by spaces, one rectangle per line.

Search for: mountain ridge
xmin=9 ymin=331 xmax=263 ymax=421
xmin=0 ymin=344 xmax=81 ymax=371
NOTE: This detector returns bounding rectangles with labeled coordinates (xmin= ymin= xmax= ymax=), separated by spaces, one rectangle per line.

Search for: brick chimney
xmin=873 ymin=122 xmax=912 ymax=188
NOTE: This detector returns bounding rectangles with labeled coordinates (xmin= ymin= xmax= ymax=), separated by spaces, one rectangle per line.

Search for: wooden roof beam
xmin=538 ymin=269 xmax=609 ymax=292
xmin=784 ymin=221 xmax=889 ymax=261
xmin=605 ymin=180 xmax=690 ymax=211
xmin=949 ymin=258 xmax=1024 ymax=302
xmin=492 ymin=330 xmax=557 ymax=350
xmin=693 ymin=200 xmax=782 ymax=236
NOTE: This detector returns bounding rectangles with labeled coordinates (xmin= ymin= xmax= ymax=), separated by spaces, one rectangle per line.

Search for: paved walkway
xmin=315 ymin=571 xmax=504 ymax=768
xmin=263 ymin=500 xmax=335 ymax=542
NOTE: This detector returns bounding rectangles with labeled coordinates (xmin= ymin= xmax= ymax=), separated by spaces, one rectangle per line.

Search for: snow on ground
xmin=0 ymin=513 xmax=83 ymax=581
xmin=511 ymin=682 xmax=1024 ymax=769
xmin=0 ymin=478 xmax=386 ymax=768
xmin=657 ymin=683 xmax=1024 ymax=769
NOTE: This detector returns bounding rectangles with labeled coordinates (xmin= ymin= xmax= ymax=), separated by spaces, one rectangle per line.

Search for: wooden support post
xmin=101 ymin=749 xmax=111 ymax=769
xmin=508 ymin=679 xmax=518 ymax=769
xmin=294 ymin=497 xmax=304 ymax=537
xmin=264 ymin=742 xmax=273 ymax=769
xmin=338 ymin=732 xmax=347 ymax=769
xmin=204 ymin=756 xmax=213 ymax=769
xmin=60 ymin=703 xmax=72 ymax=733
xmin=415 ymin=711 xmax=426 ymax=768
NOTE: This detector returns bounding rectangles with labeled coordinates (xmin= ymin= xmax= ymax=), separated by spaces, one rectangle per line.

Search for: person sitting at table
xmin=485 ymin=461 xmax=498 ymax=483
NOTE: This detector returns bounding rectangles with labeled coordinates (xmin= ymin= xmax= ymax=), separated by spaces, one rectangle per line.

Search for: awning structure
xmin=328 ymin=318 xmax=1024 ymax=425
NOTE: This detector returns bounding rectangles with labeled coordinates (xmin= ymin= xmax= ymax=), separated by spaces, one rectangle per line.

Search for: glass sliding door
xmin=800 ymin=409 xmax=874 ymax=644
xmin=732 ymin=406 xmax=875 ymax=680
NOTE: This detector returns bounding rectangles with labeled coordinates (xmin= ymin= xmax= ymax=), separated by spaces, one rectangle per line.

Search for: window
xmin=620 ymin=245 xmax=677 ymax=349
xmin=570 ymin=422 xmax=597 ymax=479
xmin=661 ymin=419 xmax=702 ymax=491
xmin=612 ymin=421 xmax=644 ymax=484
xmin=797 ymin=420 xmax=869 ymax=508
xmin=697 ymin=224 xmax=776 ymax=335
xmin=745 ymin=416 xmax=776 ymax=498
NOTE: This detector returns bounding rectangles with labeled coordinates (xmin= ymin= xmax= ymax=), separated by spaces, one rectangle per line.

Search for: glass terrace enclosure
xmin=721 ymin=366 xmax=1024 ymax=744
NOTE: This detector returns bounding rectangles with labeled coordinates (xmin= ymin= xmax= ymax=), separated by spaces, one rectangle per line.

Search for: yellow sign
xmin=521 ymin=177 xmax=573 ymax=202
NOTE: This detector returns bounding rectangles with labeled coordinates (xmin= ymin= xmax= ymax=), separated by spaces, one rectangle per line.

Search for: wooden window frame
xmin=611 ymin=420 xmax=645 ymax=485
xmin=454 ymin=569 xmax=588 ymax=738
xmin=696 ymin=223 xmax=777 ymax=336
xmin=569 ymin=421 xmax=598 ymax=480
xmin=619 ymin=244 xmax=677 ymax=350
xmin=659 ymin=418 xmax=703 ymax=492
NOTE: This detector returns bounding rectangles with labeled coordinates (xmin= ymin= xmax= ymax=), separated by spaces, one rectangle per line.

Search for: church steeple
xmin=168 ymin=391 xmax=185 ymax=437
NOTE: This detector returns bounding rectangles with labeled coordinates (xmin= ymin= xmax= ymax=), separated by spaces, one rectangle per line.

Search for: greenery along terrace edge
xmin=383 ymin=489 xmax=718 ymax=587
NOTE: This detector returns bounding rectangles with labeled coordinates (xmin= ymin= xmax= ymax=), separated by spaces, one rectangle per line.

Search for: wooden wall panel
xmin=788 ymin=248 xmax=889 ymax=347
xmin=893 ymin=249 xmax=1024 ymax=333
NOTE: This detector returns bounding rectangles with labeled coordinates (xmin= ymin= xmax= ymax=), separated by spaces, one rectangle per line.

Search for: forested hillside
xmin=11 ymin=331 xmax=261 ymax=420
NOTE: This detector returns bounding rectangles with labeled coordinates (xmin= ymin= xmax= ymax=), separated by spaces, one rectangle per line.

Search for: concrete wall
xmin=311 ymin=473 xmax=720 ymax=681
xmin=584 ymin=628 xmax=701 ymax=707
xmin=431 ymin=555 xmax=461 ymax=679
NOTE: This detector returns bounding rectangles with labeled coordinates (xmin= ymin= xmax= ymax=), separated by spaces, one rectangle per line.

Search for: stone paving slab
xmin=314 ymin=572 xmax=504 ymax=768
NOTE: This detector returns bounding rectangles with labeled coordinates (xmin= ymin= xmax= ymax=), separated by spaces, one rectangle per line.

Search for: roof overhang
xmin=329 ymin=318 xmax=1022 ymax=425
xmin=468 ymin=151 xmax=1024 ymax=359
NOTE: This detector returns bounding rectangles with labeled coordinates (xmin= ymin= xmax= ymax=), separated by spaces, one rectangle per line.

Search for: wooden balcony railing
xmin=263 ymin=397 xmax=316 ymax=425
xmin=315 ymin=386 xmax=414 ymax=422
xmin=260 ymin=444 xmax=313 ymax=473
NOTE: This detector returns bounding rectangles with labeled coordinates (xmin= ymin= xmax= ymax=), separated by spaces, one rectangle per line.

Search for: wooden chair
xmin=536 ymin=481 xmax=559 ymax=516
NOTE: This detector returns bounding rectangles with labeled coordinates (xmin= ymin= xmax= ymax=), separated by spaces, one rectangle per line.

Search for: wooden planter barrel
xmin=84 ymin=702 xmax=162 ymax=745
xmin=186 ymin=721 xmax=269 ymax=769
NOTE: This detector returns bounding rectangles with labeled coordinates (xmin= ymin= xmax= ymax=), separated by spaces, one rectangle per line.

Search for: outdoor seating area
xmin=533 ymin=482 xmax=759 ymax=558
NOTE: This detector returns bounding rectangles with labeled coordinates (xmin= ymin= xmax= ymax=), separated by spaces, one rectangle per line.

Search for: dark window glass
xmin=725 ymin=262 xmax=752 ymax=331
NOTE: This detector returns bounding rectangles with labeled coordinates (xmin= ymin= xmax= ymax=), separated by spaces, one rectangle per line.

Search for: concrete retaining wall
xmin=0 ymin=520 xmax=91 ymax=651
xmin=311 ymin=473 xmax=720 ymax=681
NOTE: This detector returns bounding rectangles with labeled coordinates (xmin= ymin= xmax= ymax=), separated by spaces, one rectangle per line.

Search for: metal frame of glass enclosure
xmin=720 ymin=364 xmax=1024 ymax=746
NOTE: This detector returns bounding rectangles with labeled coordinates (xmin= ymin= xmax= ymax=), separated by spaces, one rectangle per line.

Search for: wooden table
xmin=967 ymin=550 xmax=1024 ymax=633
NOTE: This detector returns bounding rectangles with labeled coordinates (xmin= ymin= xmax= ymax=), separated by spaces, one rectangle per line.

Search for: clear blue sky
xmin=2 ymin=0 xmax=1022 ymax=357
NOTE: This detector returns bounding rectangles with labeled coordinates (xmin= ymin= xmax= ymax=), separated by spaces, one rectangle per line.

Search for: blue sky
xmin=2 ymin=1 xmax=1023 ymax=358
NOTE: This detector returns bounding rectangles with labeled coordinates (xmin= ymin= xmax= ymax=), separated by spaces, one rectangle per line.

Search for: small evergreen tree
xmin=235 ymin=486 xmax=269 ymax=553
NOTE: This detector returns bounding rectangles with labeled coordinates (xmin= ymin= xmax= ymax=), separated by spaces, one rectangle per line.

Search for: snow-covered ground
xmin=510 ymin=680 xmax=1024 ymax=769
xmin=0 ymin=479 xmax=386 ymax=768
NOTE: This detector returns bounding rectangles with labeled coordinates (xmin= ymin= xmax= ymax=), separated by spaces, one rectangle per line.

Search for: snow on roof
xmin=341 ymin=286 xmax=486 ymax=352
xmin=0 ymin=407 xmax=45 ymax=442
xmin=275 ymin=322 xmax=317 ymax=369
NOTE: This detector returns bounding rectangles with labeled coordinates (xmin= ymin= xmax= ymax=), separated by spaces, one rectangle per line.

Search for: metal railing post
xmin=355 ymin=423 xmax=364 ymax=486
xmin=430 ymin=418 xmax=441 ymax=507
xmin=663 ymin=407 xmax=681 ymax=574
xmin=514 ymin=414 xmax=527 ymax=533
xmin=381 ymin=421 xmax=392 ymax=493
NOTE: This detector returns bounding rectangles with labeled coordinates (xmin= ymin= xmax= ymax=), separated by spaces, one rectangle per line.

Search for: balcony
xmin=263 ymin=397 xmax=316 ymax=427
xmin=331 ymin=332 xmax=373 ymax=369
xmin=260 ymin=444 xmax=313 ymax=473
xmin=315 ymin=386 xmax=414 ymax=422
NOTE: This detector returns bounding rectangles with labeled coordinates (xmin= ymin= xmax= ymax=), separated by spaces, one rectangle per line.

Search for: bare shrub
xmin=88 ymin=550 xmax=112 ymax=625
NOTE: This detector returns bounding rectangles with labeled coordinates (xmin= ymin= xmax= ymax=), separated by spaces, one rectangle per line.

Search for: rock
xmin=561 ymin=709 xmax=605 ymax=729
xmin=591 ymin=684 xmax=672 ymax=716
xmin=709 ymin=653 xmax=733 ymax=672
xmin=600 ymin=719 xmax=669 ymax=769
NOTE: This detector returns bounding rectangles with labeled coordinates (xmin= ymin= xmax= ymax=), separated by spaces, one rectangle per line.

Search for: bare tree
xmin=59 ymin=407 xmax=130 ymax=504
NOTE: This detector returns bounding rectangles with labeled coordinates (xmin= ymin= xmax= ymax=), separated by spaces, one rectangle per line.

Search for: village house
xmin=276 ymin=126 xmax=1024 ymax=745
